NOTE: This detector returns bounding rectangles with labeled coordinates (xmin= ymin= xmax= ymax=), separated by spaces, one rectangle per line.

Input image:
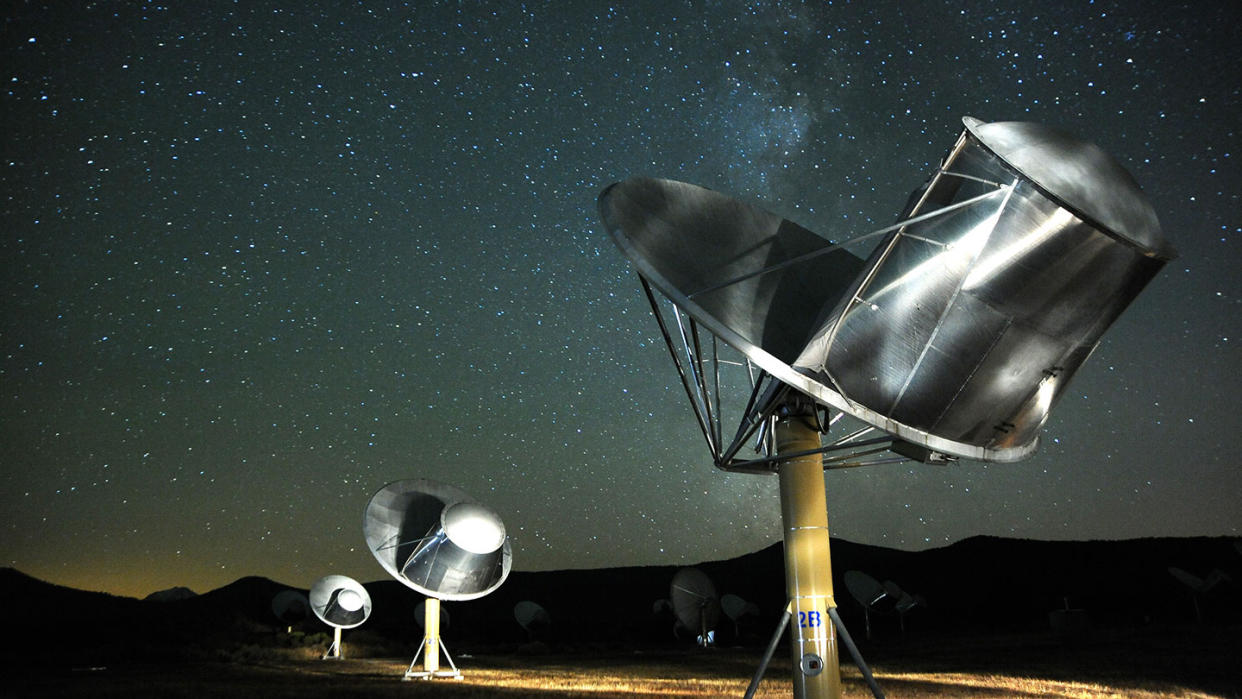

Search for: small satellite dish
xmin=844 ymin=571 xmax=890 ymax=640
xmin=882 ymin=580 xmax=923 ymax=633
xmin=310 ymin=574 xmax=372 ymax=629
xmin=882 ymin=581 xmax=921 ymax=614
xmin=364 ymin=479 xmax=512 ymax=680
xmin=1168 ymin=566 xmax=1230 ymax=594
xmin=670 ymin=567 xmax=720 ymax=647
xmin=721 ymin=593 xmax=760 ymax=637
xmin=844 ymin=571 xmax=888 ymax=608
xmin=514 ymin=600 xmax=552 ymax=639
xmin=309 ymin=574 xmax=372 ymax=659
xmin=1168 ymin=566 xmax=1232 ymax=623
xmin=364 ymin=479 xmax=511 ymax=601
xmin=721 ymin=593 xmax=759 ymax=621
xmin=272 ymin=589 xmax=310 ymax=632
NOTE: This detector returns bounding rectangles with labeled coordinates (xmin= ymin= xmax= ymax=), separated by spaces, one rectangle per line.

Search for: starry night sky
xmin=3 ymin=2 xmax=1238 ymax=599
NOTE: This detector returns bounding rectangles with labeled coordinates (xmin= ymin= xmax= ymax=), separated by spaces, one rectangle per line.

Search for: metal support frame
xmin=322 ymin=626 xmax=344 ymax=659
xmin=639 ymin=276 xmax=912 ymax=474
xmin=404 ymin=597 xmax=463 ymax=680
xmin=744 ymin=604 xmax=791 ymax=699
xmin=828 ymin=607 xmax=886 ymax=699
xmin=746 ymin=604 xmax=886 ymax=699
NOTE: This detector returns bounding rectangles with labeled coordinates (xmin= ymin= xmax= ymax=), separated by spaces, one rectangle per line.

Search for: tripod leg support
xmin=827 ymin=607 xmax=885 ymax=699
xmin=744 ymin=605 xmax=793 ymax=699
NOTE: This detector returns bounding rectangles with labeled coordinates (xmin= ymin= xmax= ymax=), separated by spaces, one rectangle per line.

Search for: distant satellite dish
xmin=1168 ymin=566 xmax=1232 ymax=624
xmin=599 ymin=117 xmax=1173 ymax=695
xmin=272 ymin=589 xmax=310 ymax=631
xmin=845 ymin=571 xmax=888 ymax=608
xmin=721 ymin=593 xmax=760 ymax=637
xmin=882 ymin=581 xmax=921 ymax=614
xmin=882 ymin=580 xmax=923 ymax=634
xmin=844 ymin=571 xmax=890 ymax=641
xmin=309 ymin=574 xmax=372 ymax=659
xmin=514 ymin=600 xmax=552 ymax=639
xmin=364 ymin=479 xmax=511 ymax=601
xmin=310 ymin=574 xmax=372 ymax=629
xmin=722 ymin=593 xmax=759 ymax=622
xmin=670 ymin=568 xmax=720 ymax=647
xmin=364 ymin=479 xmax=511 ymax=680
xmin=1168 ymin=566 xmax=1231 ymax=595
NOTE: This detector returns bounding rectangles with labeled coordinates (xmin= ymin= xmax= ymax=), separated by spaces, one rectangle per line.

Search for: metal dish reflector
xmin=670 ymin=567 xmax=720 ymax=642
xmin=363 ymin=479 xmax=512 ymax=601
xmin=272 ymin=589 xmax=310 ymax=625
xmin=309 ymin=574 xmax=372 ymax=629
xmin=514 ymin=600 xmax=552 ymax=635
xmin=598 ymin=117 xmax=1175 ymax=463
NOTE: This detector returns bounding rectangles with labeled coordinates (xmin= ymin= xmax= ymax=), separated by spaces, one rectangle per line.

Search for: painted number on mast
xmin=798 ymin=610 xmax=822 ymax=628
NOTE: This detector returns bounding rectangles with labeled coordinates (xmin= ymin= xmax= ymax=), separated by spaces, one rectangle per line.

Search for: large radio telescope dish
xmin=365 ymin=479 xmax=512 ymax=680
xmin=597 ymin=116 xmax=1174 ymax=698
xmin=598 ymin=116 xmax=1176 ymax=466
xmin=363 ymin=479 xmax=512 ymax=601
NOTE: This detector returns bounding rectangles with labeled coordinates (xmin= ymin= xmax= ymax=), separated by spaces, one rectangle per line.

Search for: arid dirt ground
xmin=10 ymin=626 xmax=1236 ymax=698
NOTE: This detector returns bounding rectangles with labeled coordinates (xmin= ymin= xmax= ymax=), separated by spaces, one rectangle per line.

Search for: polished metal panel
xmin=363 ymin=479 xmax=512 ymax=601
xmin=599 ymin=117 xmax=1174 ymax=463
xmin=599 ymin=177 xmax=867 ymax=368
xmin=309 ymin=574 xmax=372 ymax=629
xmin=963 ymin=117 xmax=1174 ymax=259
xmin=794 ymin=121 xmax=1173 ymax=460
xmin=442 ymin=501 xmax=507 ymax=554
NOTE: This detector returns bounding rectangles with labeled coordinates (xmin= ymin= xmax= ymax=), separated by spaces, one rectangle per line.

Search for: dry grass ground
xmin=9 ymin=638 xmax=1232 ymax=699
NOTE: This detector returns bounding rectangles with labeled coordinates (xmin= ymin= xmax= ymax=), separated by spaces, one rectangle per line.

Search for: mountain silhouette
xmin=3 ymin=535 xmax=1238 ymax=667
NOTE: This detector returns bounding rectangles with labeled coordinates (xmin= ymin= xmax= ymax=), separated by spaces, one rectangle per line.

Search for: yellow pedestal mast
xmin=406 ymin=596 xmax=463 ymax=680
xmin=423 ymin=597 xmax=442 ymax=674
xmin=776 ymin=409 xmax=842 ymax=699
